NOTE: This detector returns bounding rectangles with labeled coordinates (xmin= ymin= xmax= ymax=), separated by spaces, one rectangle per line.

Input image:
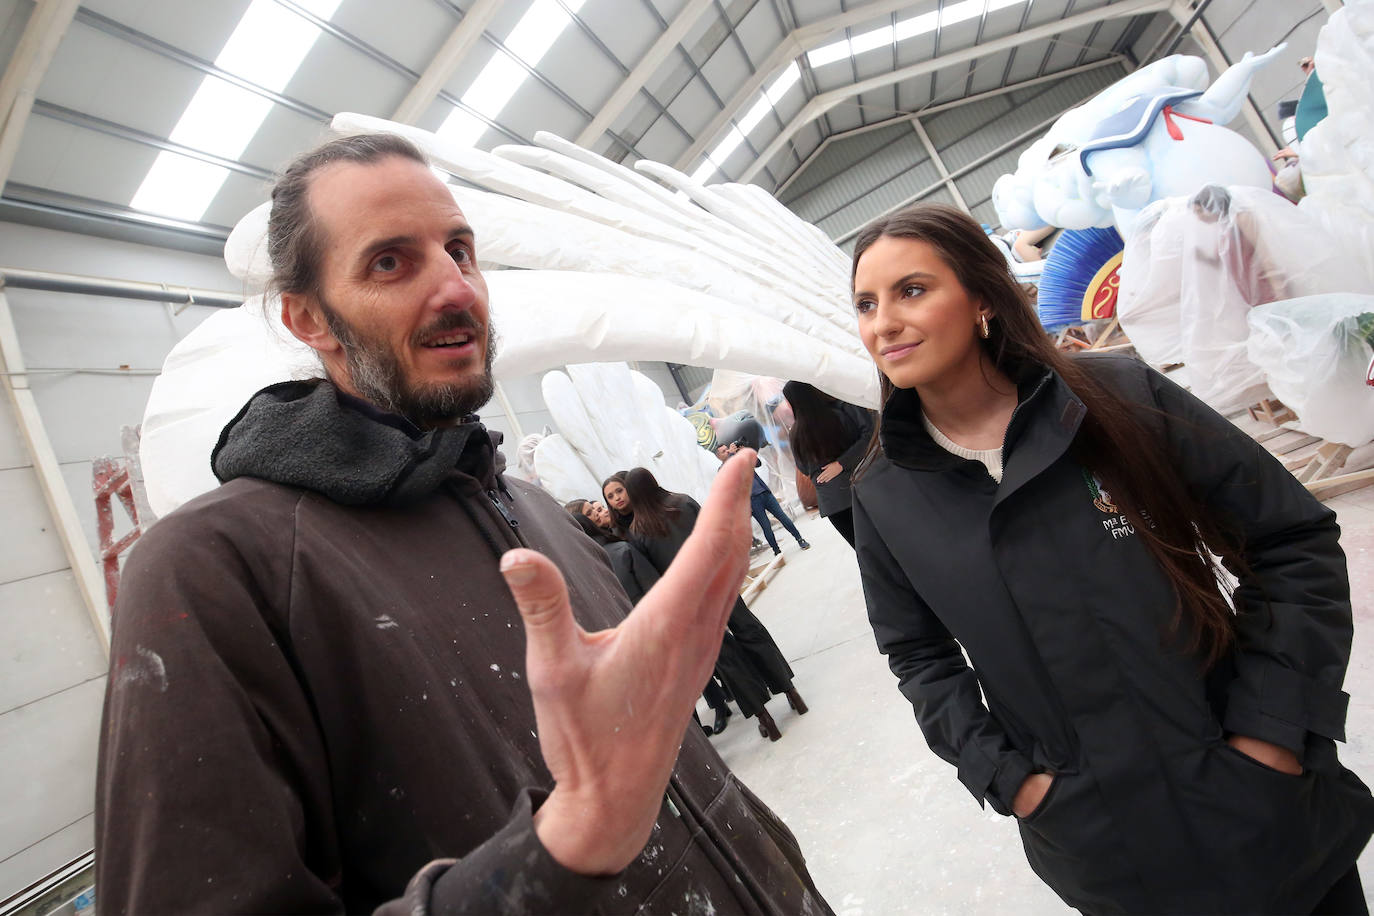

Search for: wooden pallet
xmin=1239 ymin=404 xmax=1374 ymax=500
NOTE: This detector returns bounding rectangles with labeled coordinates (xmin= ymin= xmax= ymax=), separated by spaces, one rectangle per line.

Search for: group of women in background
xmin=569 ymin=201 xmax=1374 ymax=914
xmin=566 ymin=469 xmax=808 ymax=741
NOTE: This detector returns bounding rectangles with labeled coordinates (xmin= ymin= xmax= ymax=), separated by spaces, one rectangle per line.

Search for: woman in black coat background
xmin=781 ymin=380 xmax=874 ymax=548
xmin=848 ymin=204 xmax=1374 ymax=913
xmin=622 ymin=467 xmax=809 ymax=741
xmin=565 ymin=499 xmax=660 ymax=603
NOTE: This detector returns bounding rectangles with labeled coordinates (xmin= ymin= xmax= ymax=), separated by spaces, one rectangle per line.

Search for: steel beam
xmin=911 ymin=116 xmax=970 ymax=212
xmin=0 ymin=0 xmax=81 ymax=191
xmin=673 ymin=0 xmax=924 ymax=171
xmin=775 ymin=55 xmax=1124 ymax=197
xmin=740 ymin=0 xmax=1170 ymax=182
xmin=577 ymin=0 xmax=713 ymax=148
xmin=392 ymin=0 xmax=503 ymax=124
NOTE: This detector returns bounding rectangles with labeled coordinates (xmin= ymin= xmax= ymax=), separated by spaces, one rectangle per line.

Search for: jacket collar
xmin=211 ymin=378 xmax=501 ymax=506
xmin=879 ymin=361 xmax=1086 ymax=493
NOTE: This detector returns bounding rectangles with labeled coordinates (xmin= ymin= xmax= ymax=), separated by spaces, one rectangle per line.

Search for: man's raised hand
xmin=499 ymin=450 xmax=757 ymax=875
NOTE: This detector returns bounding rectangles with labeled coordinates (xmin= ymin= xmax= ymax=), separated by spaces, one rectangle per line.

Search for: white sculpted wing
xmin=141 ymin=113 xmax=872 ymax=516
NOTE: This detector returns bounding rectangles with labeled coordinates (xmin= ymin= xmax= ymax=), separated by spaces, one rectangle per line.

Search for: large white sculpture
xmin=142 ymin=113 xmax=872 ymax=517
xmin=993 ymin=48 xmax=1284 ymax=238
xmin=534 ymin=363 xmax=721 ymax=506
xmin=1114 ymin=2 xmax=1374 ymax=427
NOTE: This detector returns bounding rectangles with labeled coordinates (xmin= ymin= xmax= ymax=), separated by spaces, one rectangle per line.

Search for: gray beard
xmin=318 ymin=297 xmax=498 ymax=428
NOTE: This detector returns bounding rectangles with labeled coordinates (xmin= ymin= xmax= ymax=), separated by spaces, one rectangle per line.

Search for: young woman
xmin=602 ymin=473 xmax=634 ymax=538
xmin=564 ymin=499 xmax=660 ymax=604
xmin=848 ymin=204 xmax=1374 ymax=914
xmin=781 ymin=380 xmax=874 ymax=548
xmin=621 ymin=467 xmax=809 ymax=741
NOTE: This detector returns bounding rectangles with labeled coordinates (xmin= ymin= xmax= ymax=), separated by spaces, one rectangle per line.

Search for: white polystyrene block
xmin=532 ymin=433 xmax=602 ymax=505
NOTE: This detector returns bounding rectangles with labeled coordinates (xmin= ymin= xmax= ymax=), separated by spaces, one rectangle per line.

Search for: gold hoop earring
xmin=980 ymin=315 xmax=991 ymax=339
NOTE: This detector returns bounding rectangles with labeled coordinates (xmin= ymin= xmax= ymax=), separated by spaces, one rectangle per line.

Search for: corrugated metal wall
xmin=780 ymin=63 xmax=1127 ymax=242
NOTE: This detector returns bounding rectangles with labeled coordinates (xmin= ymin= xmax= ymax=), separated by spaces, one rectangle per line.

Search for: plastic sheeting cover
xmin=1247 ymin=294 xmax=1374 ymax=446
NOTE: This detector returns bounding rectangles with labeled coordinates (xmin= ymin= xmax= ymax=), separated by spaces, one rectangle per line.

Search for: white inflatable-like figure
xmin=534 ymin=362 xmax=720 ymax=506
xmin=142 ymin=113 xmax=871 ymax=517
xmin=993 ymin=49 xmax=1284 ymax=238
xmin=1115 ymin=2 xmax=1374 ymax=430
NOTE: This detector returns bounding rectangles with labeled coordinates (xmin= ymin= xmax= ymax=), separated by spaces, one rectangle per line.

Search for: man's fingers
xmin=698 ymin=449 xmax=756 ymax=531
xmin=501 ymin=549 xmax=580 ymax=662
xmin=657 ymin=450 xmax=755 ymax=629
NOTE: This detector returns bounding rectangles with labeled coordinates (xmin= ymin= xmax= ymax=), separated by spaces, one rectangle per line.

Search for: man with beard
xmin=94 ymin=134 xmax=831 ymax=916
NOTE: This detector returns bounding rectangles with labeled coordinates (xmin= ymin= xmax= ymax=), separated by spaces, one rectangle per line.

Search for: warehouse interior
xmin=1 ymin=1 xmax=1370 ymax=913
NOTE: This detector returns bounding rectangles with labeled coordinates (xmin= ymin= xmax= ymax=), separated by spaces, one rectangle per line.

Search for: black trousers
xmin=710 ymin=599 xmax=794 ymax=718
xmin=827 ymin=508 xmax=856 ymax=548
xmin=1313 ymin=866 xmax=1367 ymax=915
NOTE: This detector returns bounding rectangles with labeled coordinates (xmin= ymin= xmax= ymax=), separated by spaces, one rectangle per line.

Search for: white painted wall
xmin=0 ymin=221 xmax=233 ymax=898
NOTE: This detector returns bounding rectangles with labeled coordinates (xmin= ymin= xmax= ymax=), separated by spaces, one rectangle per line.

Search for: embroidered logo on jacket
xmin=1083 ymin=468 xmax=1136 ymax=540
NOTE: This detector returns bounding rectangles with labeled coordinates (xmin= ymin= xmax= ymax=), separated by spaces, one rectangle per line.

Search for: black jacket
xmin=852 ymin=353 xmax=1374 ymax=913
xmin=793 ymin=403 xmax=874 ymax=517
xmin=96 ymin=379 xmax=830 ymax=915
xmin=603 ymin=540 xmax=659 ymax=603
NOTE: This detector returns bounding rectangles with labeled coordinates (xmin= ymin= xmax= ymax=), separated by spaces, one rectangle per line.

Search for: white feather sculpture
xmin=140 ymin=112 xmax=873 ymax=517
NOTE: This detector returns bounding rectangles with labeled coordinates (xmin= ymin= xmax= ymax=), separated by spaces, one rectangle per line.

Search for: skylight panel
xmin=461 ymin=53 xmax=527 ymax=122
xmin=737 ymin=96 xmax=773 ymax=135
xmin=440 ymin=0 xmax=587 ymax=149
xmin=807 ymin=39 xmax=851 ymax=68
xmin=894 ymin=9 xmax=939 ymax=41
xmin=506 ymin=0 xmax=587 ymax=61
xmin=437 ymin=107 xmax=491 ymax=148
xmin=850 ymin=24 xmax=894 ymax=56
xmin=215 ymin=0 xmax=334 ymax=92
xmin=764 ymin=63 xmax=800 ymax=106
xmin=709 ymin=126 xmax=748 ymax=169
xmin=691 ymin=160 xmax=719 ymax=184
xmin=130 ymin=0 xmax=342 ymax=222
xmin=941 ymin=0 xmax=987 ymax=26
xmin=168 ymin=78 xmax=272 ymax=159
xmin=130 ymin=153 xmax=232 ymax=222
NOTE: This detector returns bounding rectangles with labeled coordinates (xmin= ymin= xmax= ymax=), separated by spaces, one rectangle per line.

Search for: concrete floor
xmin=701 ymin=483 xmax=1374 ymax=914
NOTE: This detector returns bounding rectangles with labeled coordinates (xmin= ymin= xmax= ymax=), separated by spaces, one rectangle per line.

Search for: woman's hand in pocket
xmin=1013 ymin=772 xmax=1055 ymax=818
xmin=1227 ymin=734 xmax=1302 ymax=775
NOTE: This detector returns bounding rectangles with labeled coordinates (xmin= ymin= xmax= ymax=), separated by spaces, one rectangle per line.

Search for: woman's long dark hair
xmin=783 ymin=380 xmax=853 ymax=469
xmin=601 ymin=473 xmax=634 ymax=535
xmin=624 ymin=467 xmax=681 ymax=540
xmin=571 ymin=510 xmax=623 ymax=546
xmin=852 ymin=204 xmax=1242 ymax=667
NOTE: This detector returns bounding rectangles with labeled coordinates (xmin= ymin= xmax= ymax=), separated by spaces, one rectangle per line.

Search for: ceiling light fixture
xmin=130 ymin=0 xmax=343 ymax=222
xmin=439 ymin=0 xmax=588 ymax=148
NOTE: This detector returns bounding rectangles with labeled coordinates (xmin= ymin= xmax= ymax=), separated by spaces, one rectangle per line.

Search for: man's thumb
xmin=501 ymin=549 xmax=578 ymax=651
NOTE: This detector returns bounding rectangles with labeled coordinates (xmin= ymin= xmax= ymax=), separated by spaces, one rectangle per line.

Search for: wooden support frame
xmin=0 ymin=286 xmax=110 ymax=652
xmin=741 ymin=552 xmax=785 ymax=605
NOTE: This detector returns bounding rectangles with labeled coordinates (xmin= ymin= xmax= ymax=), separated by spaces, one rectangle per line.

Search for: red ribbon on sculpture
xmin=1161 ymin=105 xmax=1213 ymax=141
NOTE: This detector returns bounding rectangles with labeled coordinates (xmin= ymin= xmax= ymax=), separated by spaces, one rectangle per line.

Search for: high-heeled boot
xmin=756 ymin=707 xmax=782 ymax=741
xmin=784 ymin=686 xmax=808 ymax=715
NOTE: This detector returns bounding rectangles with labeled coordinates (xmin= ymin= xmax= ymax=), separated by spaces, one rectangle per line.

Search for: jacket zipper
xmin=1003 ymin=372 xmax=1054 ymax=445
xmin=488 ymin=488 xmax=521 ymax=531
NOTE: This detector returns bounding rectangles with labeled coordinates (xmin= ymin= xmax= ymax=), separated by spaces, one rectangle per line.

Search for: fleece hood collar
xmin=211 ymin=379 xmax=500 ymax=506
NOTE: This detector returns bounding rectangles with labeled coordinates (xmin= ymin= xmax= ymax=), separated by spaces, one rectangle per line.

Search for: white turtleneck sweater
xmin=921 ymin=412 xmax=1004 ymax=483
